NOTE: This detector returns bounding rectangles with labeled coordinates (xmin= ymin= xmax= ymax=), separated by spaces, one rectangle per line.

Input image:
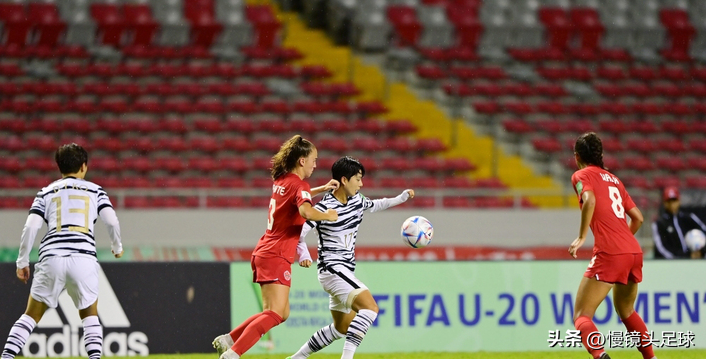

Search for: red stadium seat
xmin=215 ymin=177 xmax=247 ymax=188
xmin=409 ymin=177 xmax=441 ymax=189
xmin=185 ymin=157 xmax=217 ymax=173
xmin=207 ymin=197 xmax=248 ymax=208
xmin=378 ymin=176 xmax=409 ymax=189
xmin=153 ymin=157 xmax=186 ymax=173
xmin=317 ymin=137 xmax=351 ymax=153
xmin=219 ymin=156 xmax=250 ymax=173
xmin=621 ymin=156 xmax=655 ymax=172
xmin=442 ymin=176 xmax=475 ymax=188
xmin=122 ymin=157 xmax=154 ymax=173
xmin=0 ymin=157 xmax=25 ymax=173
xmin=532 ymin=137 xmax=563 ymax=154
xmin=381 ymin=157 xmax=412 ymax=171
xmin=442 ymin=196 xmax=473 ymax=208
xmin=655 ymin=156 xmax=687 ymax=172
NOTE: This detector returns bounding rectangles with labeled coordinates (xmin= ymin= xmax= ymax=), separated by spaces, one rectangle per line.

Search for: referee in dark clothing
xmin=652 ymin=187 xmax=706 ymax=259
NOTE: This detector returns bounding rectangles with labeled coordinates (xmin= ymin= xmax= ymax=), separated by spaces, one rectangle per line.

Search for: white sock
xmin=222 ymin=348 xmax=240 ymax=359
xmin=2 ymin=314 xmax=36 ymax=359
xmin=341 ymin=309 xmax=377 ymax=359
xmin=293 ymin=323 xmax=345 ymax=358
xmin=82 ymin=316 xmax=102 ymax=359
xmin=222 ymin=334 xmax=234 ymax=347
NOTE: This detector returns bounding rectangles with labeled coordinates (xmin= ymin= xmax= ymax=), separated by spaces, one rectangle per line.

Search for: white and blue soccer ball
xmin=685 ymin=229 xmax=706 ymax=252
xmin=401 ymin=216 xmax=434 ymax=248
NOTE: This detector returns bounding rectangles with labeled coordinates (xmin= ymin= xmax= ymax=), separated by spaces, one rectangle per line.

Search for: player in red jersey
xmin=568 ymin=132 xmax=656 ymax=359
xmin=213 ymin=135 xmax=339 ymax=359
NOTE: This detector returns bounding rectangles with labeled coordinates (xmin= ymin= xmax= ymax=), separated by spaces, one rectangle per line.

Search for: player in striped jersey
xmin=1 ymin=144 xmax=123 ymax=359
xmin=287 ymin=157 xmax=414 ymax=359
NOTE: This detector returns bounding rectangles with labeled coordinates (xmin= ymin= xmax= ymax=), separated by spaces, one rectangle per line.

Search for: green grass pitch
xmin=57 ymin=350 xmax=706 ymax=359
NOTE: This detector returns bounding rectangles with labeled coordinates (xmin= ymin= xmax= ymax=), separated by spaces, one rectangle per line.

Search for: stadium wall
xmin=0 ymin=209 xmax=591 ymax=248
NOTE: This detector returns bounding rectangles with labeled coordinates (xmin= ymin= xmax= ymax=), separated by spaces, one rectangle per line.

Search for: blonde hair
xmin=271 ymin=135 xmax=315 ymax=180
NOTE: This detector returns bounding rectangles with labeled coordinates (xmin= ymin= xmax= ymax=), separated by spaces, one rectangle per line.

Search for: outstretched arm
xmin=367 ymin=189 xmax=415 ymax=213
xmin=17 ymin=214 xmax=44 ymax=283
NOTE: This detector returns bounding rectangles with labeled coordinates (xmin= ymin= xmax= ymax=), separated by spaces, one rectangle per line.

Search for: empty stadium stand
xmin=303 ymin=0 xmax=706 ymax=209
xmin=0 ymin=0 xmax=502 ymax=209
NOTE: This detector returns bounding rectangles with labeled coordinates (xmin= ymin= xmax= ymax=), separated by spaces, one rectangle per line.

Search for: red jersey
xmin=571 ymin=165 xmax=641 ymax=255
xmin=252 ymin=173 xmax=313 ymax=263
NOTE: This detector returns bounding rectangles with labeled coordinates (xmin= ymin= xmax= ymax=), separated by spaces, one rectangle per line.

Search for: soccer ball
xmin=685 ymin=229 xmax=706 ymax=251
xmin=401 ymin=216 xmax=434 ymax=248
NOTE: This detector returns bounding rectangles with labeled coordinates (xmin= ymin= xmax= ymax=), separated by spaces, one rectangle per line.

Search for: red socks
xmin=229 ymin=313 xmax=261 ymax=343
xmin=574 ymin=316 xmax=605 ymax=359
xmin=622 ymin=311 xmax=655 ymax=359
xmin=231 ymin=310 xmax=283 ymax=355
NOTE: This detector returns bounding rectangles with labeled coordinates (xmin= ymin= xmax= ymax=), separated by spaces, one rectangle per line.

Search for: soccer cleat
xmin=212 ymin=334 xmax=233 ymax=356
xmin=219 ymin=348 xmax=239 ymax=359
xmin=599 ymin=353 xmax=611 ymax=359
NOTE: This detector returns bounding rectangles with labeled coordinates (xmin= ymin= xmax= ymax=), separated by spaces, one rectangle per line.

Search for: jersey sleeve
xmin=29 ymin=192 xmax=46 ymax=219
xmin=96 ymin=188 xmax=114 ymax=213
xmin=361 ymin=194 xmax=375 ymax=211
xmin=294 ymin=181 xmax=313 ymax=207
xmin=572 ymin=171 xmax=594 ymax=197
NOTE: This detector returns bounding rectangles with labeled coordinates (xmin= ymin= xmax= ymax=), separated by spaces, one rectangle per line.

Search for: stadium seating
xmin=0 ymin=0 xmax=491 ymax=209
xmin=316 ymin=0 xmax=706 ymax=202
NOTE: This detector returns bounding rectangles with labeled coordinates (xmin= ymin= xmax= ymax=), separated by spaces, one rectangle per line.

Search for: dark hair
xmin=574 ymin=132 xmax=605 ymax=169
xmin=270 ymin=135 xmax=316 ymax=180
xmin=55 ymin=143 xmax=88 ymax=174
xmin=331 ymin=156 xmax=365 ymax=183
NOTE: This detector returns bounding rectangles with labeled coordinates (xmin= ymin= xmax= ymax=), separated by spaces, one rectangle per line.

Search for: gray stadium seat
xmin=152 ymin=0 xmax=184 ymax=23
xmin=479 ymin=0 xmax=510 ymax=23
xmin=57 ymin=0 xmax=92 ymax=22
xmin=157 ymin=19 xmax=190 ymax=46
xmin=630 ymin=18 xmax=666 ymax=63
xmin=660 ymin=0 xmax=689 ymax=9
xmin=572 ymin=0 xmax=600 ymax=8
xmin=690 ymin=20 xmax=706 ymax=62
xmin=510 ymin=16 xmax=544 ymax=49
xmin=64 ymin=12 xmax=96 ymax=48
xmin=351 ymin=11 xmax=391 ymax=51
xmin=601 ymin=15 xmax=634 ymax=50
xmin=214 ymin=12 xmax=252 ymax=49
xmin=539 ymin=0 xmax=570 ymax=7
xmin=598 ymin=0 xmax=629 ymax=22
xmin=478 ymin=16 xmax=513 ymax=61
xmin=216 ymin=0 xmax=245 ymax=22
xmin=417 ymin=6 xmax=454 ymax=49
xmin=358 ymin=0 xmax=388 ymax=13
xmin=388 ymin=0 xmax=419 ymax=6
xmin=629 ymin=0 xmax=659 ymax=19
xmin=508 ymin=0 xmax=539 ymax=23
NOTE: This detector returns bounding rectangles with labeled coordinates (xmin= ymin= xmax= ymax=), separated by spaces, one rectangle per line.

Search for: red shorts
xmin=584 ymin=252 xmax=643 ymax=285
xmin=251 ymin=255 xmax=292 ymax=287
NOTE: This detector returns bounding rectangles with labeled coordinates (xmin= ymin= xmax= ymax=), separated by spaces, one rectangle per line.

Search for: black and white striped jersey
xmin=300 ymin=190 xmax=410 ymax=272
xmin=29 ymin=177 xmax=114 ymax=263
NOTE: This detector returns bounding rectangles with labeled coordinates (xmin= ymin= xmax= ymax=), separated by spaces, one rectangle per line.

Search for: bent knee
xmin=365 ymin=304 xmax=379 ymax=314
